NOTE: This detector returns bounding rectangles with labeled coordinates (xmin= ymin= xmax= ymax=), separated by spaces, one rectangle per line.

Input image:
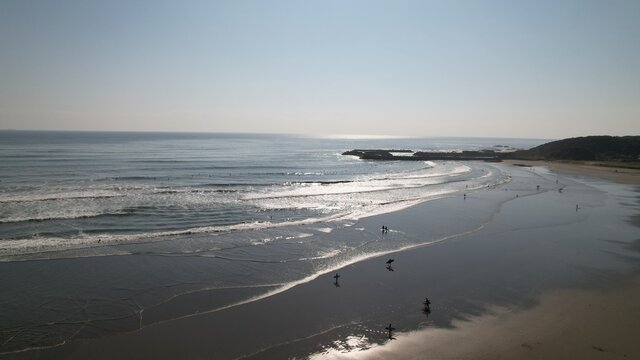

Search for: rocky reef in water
xmin=343 ymin=136 xmax=640 ymax=163
xmin=342 ymin=149 xmax=503 ymax=161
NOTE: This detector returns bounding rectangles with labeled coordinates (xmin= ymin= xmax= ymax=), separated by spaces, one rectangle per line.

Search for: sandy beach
xmin=3 ymin=0 xmax=639 ymax=357
xmin=2 ymin=162 xmax=639 ymax=359
xmin=317 ymin=274 xmax=640 ymax=360
xmin=504 ymin=159 xmax=640 ymax=184
xmin=319 ymin=162 xmax=640 ymax=360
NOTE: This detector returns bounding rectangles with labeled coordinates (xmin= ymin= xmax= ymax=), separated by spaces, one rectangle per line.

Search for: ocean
xmin=0 ymin=131 xmax=550 ymax=353
xmin=0 ymin=131 xmax=545 ymax=261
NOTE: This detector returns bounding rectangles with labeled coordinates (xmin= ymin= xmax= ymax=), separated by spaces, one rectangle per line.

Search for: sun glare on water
xmin=317 ymin=134 xmax=412 ymax=140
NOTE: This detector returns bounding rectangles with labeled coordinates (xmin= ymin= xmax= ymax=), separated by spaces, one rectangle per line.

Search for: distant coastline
xmin=343 ymin=135 xmax=640 ymax=165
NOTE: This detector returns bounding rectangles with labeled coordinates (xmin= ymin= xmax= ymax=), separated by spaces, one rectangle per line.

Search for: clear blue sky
xmin=1 ymin=0 xmax=638 ymax=138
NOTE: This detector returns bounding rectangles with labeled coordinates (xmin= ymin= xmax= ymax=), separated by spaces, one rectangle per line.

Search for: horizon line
xmin=0 ymin=128 xmax=563 ymax=141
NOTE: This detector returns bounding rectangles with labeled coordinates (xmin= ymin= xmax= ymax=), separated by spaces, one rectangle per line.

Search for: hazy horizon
xmin=1 ymin=0 xmax=639 ymax=139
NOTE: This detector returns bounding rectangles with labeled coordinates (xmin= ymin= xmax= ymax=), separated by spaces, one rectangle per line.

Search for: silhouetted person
xmin=423 ymin=297 xmax=431 ymax=312
xmin=385 ymin=323 xmax=395 ymax=339
xmin=333 ymin=273 xmax=340 ymax=287
xmin=386 ymin=259 xmax=394 ymax=265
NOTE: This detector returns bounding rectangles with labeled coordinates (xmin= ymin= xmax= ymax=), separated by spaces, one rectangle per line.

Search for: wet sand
xmin=318 ymin=274 xmax=640 ymax=360
xmin=3 ymin=164 xmax=639 ymax=359
xmin=318 ymin=165 xmax=640 ymax=360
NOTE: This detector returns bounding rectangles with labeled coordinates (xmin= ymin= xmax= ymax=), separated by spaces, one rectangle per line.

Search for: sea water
xmin=0 ymin=131 xmax=547 ymax=352
xmin=0 ymin=131 xmax=544 ymax=260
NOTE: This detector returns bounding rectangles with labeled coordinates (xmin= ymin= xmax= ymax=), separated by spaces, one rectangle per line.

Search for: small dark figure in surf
xmin=423 ymin=297 xmax=431 ymax=312
xmin=576 ymin=204 xmax=579 ymax=211
xmin=536 ymin=185 xmax=540 ymax=190
xmin=381 ymin=225 xmax=389 ymax=233
xmin=463 ymin=193 xmax=467 ymax=199
xmin=385 ymin=323 xmax=395 ymax=339
xmin=333 ymin=273 xmax=340 ymax=287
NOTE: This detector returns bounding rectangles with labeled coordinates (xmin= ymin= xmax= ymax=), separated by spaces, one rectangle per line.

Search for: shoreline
xmin=315 ymin=163 xmax=640 ymax=360
xmin=3 ymin=163 xmax=639 ymax=359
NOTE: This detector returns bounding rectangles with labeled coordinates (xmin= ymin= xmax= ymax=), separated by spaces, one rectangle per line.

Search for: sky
xmin=0 ymin=0 xmax=639 ymax=138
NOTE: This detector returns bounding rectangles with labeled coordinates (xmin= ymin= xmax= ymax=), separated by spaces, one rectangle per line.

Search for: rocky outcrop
xmin=342 ymin=136 xmax=640 ymax=162
xmin=342 ymin=149 xmax=502 ymax=161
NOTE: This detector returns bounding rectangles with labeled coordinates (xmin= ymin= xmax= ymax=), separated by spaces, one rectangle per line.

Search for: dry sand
xmin=504 ymin=160 xmax=640 ymax=184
